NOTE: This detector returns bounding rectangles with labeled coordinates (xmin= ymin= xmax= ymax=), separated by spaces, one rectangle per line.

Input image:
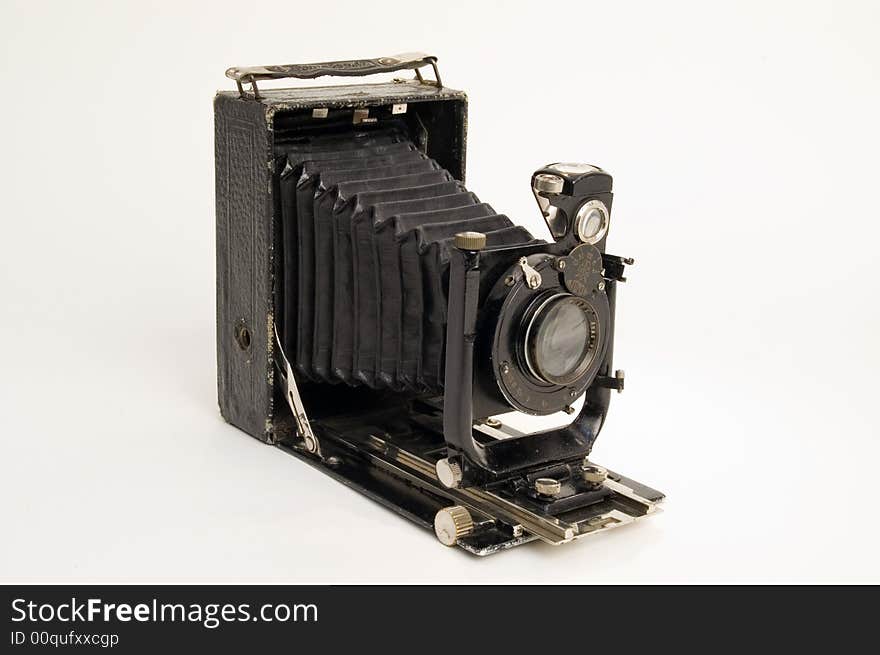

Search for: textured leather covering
xmin=215 ymin=95 xmax=273 ymax=441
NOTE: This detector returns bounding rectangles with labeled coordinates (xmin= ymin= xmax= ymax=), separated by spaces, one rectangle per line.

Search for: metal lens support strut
xmin=441 ymin=234 xmax=615 ymax=488
xmin=273 ymin=324 xmax=319 ymax=455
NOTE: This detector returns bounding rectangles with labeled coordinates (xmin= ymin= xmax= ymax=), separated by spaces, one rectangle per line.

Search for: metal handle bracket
xmin=226 ymin=52 xmax=442 ymax=99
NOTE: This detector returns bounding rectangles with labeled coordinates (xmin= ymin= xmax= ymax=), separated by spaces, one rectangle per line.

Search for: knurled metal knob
xmin=582 ymin=463 xmax=608 ymax=486
xmin=434 ymin=505 xmax=475 ymax=546
xmin=533 ymin=173 xmax=564 ymax=195
xmin=435 ymin=458 xmax=463 ymax=489
xmin=534 ymin=477 xmax=562 ymax=497
xmin=453 ymin=231 xmax=487 ymax=251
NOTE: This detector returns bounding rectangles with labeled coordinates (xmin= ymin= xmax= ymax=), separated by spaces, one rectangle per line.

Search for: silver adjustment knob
xmin=435 ymin=458 xmax=463 ymax=489
xmin=533 ymin=173 xmax=564 ymax=195
xmin=534 ymin=477 xmax=562 ymax=497
xmin=434 ymin=506 xmax=475 ymax=546
xmin=582 ymin=463 xmax=608 ymax=486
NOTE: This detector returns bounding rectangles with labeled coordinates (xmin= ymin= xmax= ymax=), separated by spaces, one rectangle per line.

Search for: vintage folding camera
xmin=214 ymin=53 xmax=663 ymax=554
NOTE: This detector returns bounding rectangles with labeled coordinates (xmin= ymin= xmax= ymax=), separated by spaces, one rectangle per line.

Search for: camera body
xmin=215 ymin=54 xmax=663 ymax=553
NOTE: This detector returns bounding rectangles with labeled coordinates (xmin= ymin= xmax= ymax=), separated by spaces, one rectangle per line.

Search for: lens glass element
xmin=575 ymin=200 xmax=609 ymax=244
xmin=580 ymin=209 xmax=604 ymax=240
xmin=525 ymin=295 xmax=599 ymax=385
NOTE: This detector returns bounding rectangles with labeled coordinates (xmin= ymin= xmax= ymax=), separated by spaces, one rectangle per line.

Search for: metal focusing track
xmin=274 ymin=328 xmax=662 ymax=552
xmin=360 ymin=433 xmax=662 ymax=547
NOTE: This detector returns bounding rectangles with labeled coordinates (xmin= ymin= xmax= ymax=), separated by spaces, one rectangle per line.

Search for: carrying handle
xmin=225 ymin=52 xmax=442 ymax=99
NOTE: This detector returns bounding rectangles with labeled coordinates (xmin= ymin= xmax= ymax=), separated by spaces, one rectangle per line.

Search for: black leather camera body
xmin=215 ymin=54 xmax=663 ymax=554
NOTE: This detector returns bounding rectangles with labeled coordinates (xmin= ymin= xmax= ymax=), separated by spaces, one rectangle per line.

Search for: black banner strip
xmin=2 ymin=585 xmax=876 ymax=652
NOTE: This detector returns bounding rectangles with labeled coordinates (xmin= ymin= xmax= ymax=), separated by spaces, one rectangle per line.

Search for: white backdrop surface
xmin=1 ymin=0 xmax=878 ymax=583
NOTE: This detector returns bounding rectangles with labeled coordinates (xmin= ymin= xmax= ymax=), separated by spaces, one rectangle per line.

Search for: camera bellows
xmin=279 ymin=126 xmax=539 ymax=393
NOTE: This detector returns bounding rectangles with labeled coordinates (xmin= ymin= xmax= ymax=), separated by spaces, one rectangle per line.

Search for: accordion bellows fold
xmin=279 ymin=124 xmax=538 ymax=393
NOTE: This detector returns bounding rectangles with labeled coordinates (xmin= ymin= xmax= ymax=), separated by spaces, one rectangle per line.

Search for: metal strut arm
xmin=273 ymin=324 xmax=319 ymax=454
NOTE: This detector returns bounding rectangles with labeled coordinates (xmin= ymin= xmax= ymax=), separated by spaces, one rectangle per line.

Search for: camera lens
xmin=524 ymin=294 xmax=599 ymax=385
xmin=575 ymin=199 xmax=609 ymax=244
xmin=580 ymin=209 xmax=604 ymax=239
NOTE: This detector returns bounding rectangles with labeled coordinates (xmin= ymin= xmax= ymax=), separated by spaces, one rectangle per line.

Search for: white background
xmin=1 ymin=0 xmax=878 ymax=583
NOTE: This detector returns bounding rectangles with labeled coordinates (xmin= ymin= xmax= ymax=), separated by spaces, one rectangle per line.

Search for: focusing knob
xmin=435 ymin=458 xmax=463 ymax=488
xmin=434 ymin=506 xmax=475 ymax=546
xmin=453 ymin=231 xmax=487 ymax=251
